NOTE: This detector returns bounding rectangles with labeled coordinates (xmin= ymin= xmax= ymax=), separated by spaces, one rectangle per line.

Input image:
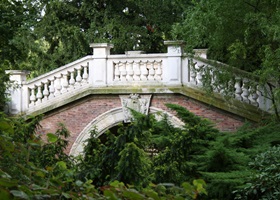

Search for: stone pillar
xmin=194 ymin=49 xmax=208 ymax=59
xmin=89 ymin=43 xmax=114 ymax=86
xmin=163 ymin=41 xmax=185 ymax=86
xmin=5 ymin=70 xmax=30 ymax=115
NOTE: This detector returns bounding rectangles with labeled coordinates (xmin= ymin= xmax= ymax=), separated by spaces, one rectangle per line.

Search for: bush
xmin=234 ymin=146 xmax=280 ymax=200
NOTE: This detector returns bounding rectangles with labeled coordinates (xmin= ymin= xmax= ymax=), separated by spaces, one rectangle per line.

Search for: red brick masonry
xmin=38 ymin=94 xmax=245 ymax=154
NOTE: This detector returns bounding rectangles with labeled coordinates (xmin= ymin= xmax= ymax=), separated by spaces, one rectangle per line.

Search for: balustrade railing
xmin=7 ymin=56 xmax=92 ymax=114
xmin=187 ymin=57 xmax=273 ymax=112
xmin=27 ymin=57 xmax=90 ymax=107
xmin=7 ymin=41 xmax=275 ymax=116
xmin=112 ymin=60 xmax=163 ymax=82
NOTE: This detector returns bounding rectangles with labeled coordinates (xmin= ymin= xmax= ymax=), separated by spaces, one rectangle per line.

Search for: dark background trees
xmin=172 ymin=0 xmax=280 ymax=116
xmin=1 ymin=0 xmax=188 ymax=77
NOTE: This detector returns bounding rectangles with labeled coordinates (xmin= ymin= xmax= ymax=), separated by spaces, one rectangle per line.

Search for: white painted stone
xmin=5 ymin=70 xmax=30 ymax=114
xmin=6 ymin=41 xmax=274 ymax=115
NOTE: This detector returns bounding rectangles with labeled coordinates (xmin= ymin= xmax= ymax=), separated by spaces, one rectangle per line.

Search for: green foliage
xmin=0 ymin=113 xmax=98 ymax=199
xmin=1 ymin=101 xmax=279 ymax=199
xmin=0 ymin=0 xmax=40 ymax=71
xmin=0 ymin=109 xmax=208 ymax=199
xmin=234 ymin=146 xmax=280 ymax=200
xmin=1 ymin=0 xmax=190 ymax=77
xmin=117 ymin=142 xmax=152 ymax=187
xmin=172 ymin=0 xmax=280 ymax=119
xmin=98 ymin=179 xmax=207 ymax=200
xmin=80 ymin=104 xmax=218 ymax=189
xmin=197 ymin=121 xmax=280 ymax=199
xmin=0 ymin=67 xmax=10 ymax=112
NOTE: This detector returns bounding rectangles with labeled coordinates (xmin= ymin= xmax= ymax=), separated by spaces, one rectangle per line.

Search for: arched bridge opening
xmin=37 ymin=93 xmax=245 ymax=156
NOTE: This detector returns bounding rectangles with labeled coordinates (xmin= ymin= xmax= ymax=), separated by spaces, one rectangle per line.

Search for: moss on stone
xmin=23 ymin=85 xmax=270 ymax=122
xmin=170 ymin=86 xmax=270 ymax=122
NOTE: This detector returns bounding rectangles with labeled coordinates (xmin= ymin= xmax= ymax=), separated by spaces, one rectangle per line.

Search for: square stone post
xmin=5 ymin=70 xmax=30 ymax=115
xmin=163 ymin=41 xmax=185 ymax=86
xmin=193 ymin=49 xmax=208 ymax=59
xmin=89 ymin=43 xmax=114 ymax=86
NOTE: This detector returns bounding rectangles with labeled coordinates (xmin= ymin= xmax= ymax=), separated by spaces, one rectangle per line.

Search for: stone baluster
xmin=209 ymin=67 xmax=215 ymax=84
xmin=120 ymin=62 xmax=127 ymax=81
xmin=196 ymin=65 xmax=204 ymax=86
xmin=249 ymin=85 xmax=259 ymax=107
xmin=148 ymin=61 xmax=155 ymax=81
xmin=69 ymin=70 xmax=75 ymax=89
xmin=140 ymin=61 xmax=148 ymax=81
xmin=75 ymin=67 xmax=82 ymax=86
xmin=42 ymin=81 xmax=49 ymax=101
xmin=35 ymin=84 xmax=43 ymax=104
xmin=29 ymin=86 xmax=36 ymax=106
xmin=54 ymin=75 xmax=62 ymax=96
xmin=234 ymin=77 xmax=243 ymax=101
xmin=82 ymin=63 xmax=89 ymax=83
xmin=228 ymin=78 xmax=236 ymax=97
xmin=207 ymin=66 xmax=217 ymax=92
xmin=155 ymin=61 xmax=162 ymax=81
xmin=133 ymin=61 xmax=141 ymax=81
xmin=241 ymin=79 xmax=250 ymax=103
xmin=61 ymin=73 xmax=69 ymax=93
xmin=48 ymin=78 xmax=55 ymax=99
xmin=126 ymin=61 xmax=134 ymax=81
xmin=190 ymin=62 xmax=197 ymax=84
xmin=114 ymin=62 xmax=121 ymax=81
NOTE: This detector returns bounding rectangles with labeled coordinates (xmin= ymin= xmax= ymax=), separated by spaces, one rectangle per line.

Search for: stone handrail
xmin=107 ymin=53 xmax=165 ymax=86
xmin=7 ymin=56 xmax=92 ymax=115
xmin=6 ymin=41 xmax=274 ymax=116
xmin=187 ymin=56 xmax=273 ymax=112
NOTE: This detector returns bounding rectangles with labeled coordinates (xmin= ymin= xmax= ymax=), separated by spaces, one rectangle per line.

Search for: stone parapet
xmin=6 ymin=41 xmax=274 ymax=116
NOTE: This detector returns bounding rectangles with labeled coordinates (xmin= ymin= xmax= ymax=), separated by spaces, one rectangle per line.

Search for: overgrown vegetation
xmin=0 ymin=100 xmax=279 ymax=199
xmin=1 ymin=0 xmax=189 ymax=77
xmin=172 ymin=0 xmax=280 ymax=120
xmin=77 ymin=104 xmax=218 ymax=188
xmin=0 ymin=110 xmax=208 ymax=199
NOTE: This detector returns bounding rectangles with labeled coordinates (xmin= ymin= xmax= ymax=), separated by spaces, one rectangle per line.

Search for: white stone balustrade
xmin=7 ymin=56 xmax=91 ymax=115
xmin=112 ymin=60 xmax=163 ymax=84
xmin=6 ymin=41 xmax=275 ymax=115
xmin=189 ymin=58 xmax=273 ymax=112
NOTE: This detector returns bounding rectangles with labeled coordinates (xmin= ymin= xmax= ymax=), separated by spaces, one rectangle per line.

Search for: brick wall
xmin=38 ymin=94 xmax=245 ymax=154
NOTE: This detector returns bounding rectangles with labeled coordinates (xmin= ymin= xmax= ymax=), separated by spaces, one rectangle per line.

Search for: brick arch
xmin=69 ymin=107 xmax=184 ymax=156
xmin=38 ymin=94 xmax=245 ymax=155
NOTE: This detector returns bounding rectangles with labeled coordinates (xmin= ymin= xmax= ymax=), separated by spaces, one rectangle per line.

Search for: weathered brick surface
xmin=38 ymin=94 xmax=245 ymax=154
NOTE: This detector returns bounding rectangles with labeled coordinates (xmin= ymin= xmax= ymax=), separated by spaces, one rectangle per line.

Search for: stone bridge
xmin=7 ymin=41 xmax=272 ymax=156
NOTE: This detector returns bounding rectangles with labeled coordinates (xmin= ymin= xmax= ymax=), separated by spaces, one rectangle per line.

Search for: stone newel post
xmin=163 ymin=41 xmax=185 ymax=85
xmin=89 ymin=43 xmax=114 ymax=86
xmin=5 ymin=70 xmax=30 ymax=115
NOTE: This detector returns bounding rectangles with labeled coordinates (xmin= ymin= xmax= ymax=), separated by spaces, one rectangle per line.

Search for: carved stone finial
xmin=119 ymin=94 xmax=152 ymax=123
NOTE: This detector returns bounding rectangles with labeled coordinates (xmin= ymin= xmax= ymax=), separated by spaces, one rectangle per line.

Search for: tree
xmin=0 ymin=0 xmax=40 ymax=70
xmin=79 ymin=104 xmax=218 ymax=188
xmin=0 ymin=112 xmax=105 ymax=199
xmin=172 ymin=0 xmax=280 ymax=119
xmin=234 ymin=146 xmax=280 ymax=200
xmin=0 ymin=68 xmax=10 ymax=112
xmin=0 ymin=110 xmax=207 ymax=199
xmin=1 ymin=0 xmax=190 ymax=77
xmin=198 ymin=121 xmax=280 ymax=199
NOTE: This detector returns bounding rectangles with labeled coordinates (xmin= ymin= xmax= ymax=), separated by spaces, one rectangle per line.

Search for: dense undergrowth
xmin=0 ymin=104 xmax=279 ymax=199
